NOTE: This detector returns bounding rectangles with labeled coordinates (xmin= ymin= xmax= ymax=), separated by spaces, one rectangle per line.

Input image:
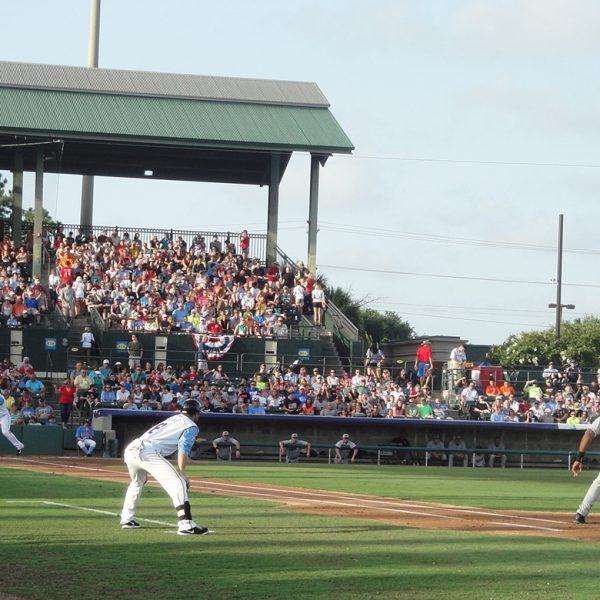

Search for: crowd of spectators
xmin=0 ymin=238 xmax=52 ymax=328
xmin=456 ymin=359 xmax=600 ymax=424
xmin=50 ymin=227 xmax=327 ymax=334
xmin=1 ymin=357 xmax=60 ymax=427
xmin=56 ymin=356 xmax=457 ymax=421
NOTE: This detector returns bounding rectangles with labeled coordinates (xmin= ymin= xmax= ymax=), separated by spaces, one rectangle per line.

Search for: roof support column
xmin=11 ymin=148 xmax=23 ymax=246
xmin=79 ymin=0 xmax=101 ymax=232
xmin=307 ymin=154 xmax=322 ymax=275
xmin=32 ymin=147 xmax=44 ymax=280
xmin=266 ymin=152 xmax=280 ymax=266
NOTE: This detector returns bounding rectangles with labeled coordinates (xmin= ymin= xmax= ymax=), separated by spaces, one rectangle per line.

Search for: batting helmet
xmin=181 ymin=399 xmax=201 ymax=416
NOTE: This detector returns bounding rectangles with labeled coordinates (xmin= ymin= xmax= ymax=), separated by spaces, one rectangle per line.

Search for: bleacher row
xmin=50 ymin=226 xmax=325 ymax=334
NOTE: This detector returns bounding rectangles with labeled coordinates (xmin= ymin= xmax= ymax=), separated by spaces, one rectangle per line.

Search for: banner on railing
xmin=191 ymin=334 xmax=236 ymax=360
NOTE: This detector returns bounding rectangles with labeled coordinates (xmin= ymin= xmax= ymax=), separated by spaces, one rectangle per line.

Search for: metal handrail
xmin=40 ymin=222 xmax=268 ymax=262
xmin=275 ymin=245 xmax=361 ymax=343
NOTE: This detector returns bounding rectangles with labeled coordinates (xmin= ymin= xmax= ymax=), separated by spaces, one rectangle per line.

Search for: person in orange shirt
xmin=499 ymin=380 xmax=516 ymax=397
xmin=485 ymin=377 xmax=502 ymax=397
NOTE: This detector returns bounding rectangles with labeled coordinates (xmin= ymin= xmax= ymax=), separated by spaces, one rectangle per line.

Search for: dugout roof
xmin=0 ymin=61 xmax=354 ymax=185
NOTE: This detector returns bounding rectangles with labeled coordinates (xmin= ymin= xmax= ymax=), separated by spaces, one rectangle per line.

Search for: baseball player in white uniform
xmin=0 ymin=391 xmax=24 ymax=455
xmin=572 ymin=416 xmax=600 ymax=523
xmin=119 ymin=399 xmax=209 ymax=535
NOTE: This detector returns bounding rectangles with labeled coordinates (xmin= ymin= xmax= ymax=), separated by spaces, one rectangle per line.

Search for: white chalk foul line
xmin=489 ymin=521 xmax=563 ymax=533
xmin=192 ymin=479 xmax=565 ymax=526
xmin=6 ymin=500 xmax=175 ymax=528
xmin=189 ymin=484 xmax=462 ymax=521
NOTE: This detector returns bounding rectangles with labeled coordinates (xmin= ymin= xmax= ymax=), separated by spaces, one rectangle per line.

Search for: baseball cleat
xmin=121 ymin=520 xmax=141 ymax=529
xmin=573 ymin=513 xmax=586 ymax=524
xmin=16 ymin=448 xmax=23 ymax=456
xmin=177 ymin=526 xmax=209 ymax=535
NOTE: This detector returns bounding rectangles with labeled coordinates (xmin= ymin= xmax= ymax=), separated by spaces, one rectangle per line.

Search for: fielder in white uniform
xmin=572 ymin=416 xmax=600 ymax=523
xmin=0 ymin=391 xmax=24 ymax=455
xmin=119 ymin=399 xmax=209 ymax=535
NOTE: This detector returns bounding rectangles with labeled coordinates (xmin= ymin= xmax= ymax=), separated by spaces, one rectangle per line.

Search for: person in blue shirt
xmin=247 ymin=398 xmax=266 ymax=415
xmin=100 ymin=383 xmax=116 ymax=406
xmin=75 ymin=420 xmax=96 ymax=456
xmin=24 ymin=373 xmax=45 ymax=397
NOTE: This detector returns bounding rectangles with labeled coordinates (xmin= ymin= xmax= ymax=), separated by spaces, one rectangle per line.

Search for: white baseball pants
xmin=120 ymin=441 xmax=191 ymax=527
xmin=1 ymin=413 xmax=24 ymax=451
xmin=577 ymin=472 xmax=600 ymax=517
xmin=77 ymin=439 xmax=96 ymax=455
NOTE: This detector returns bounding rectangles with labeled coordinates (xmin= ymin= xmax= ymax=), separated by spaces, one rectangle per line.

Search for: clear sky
xmin=2 ymin=0 xmax=600 ymax=345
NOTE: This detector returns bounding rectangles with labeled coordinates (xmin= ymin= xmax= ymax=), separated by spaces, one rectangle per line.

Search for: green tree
xmin=487 ymin=316 xmax=600 ymax=367
xmin=0 ymin=175 xmax=12 ymax=219
xmin=324 ymin=284 xmax=413 ymax=343
xmin=23 ymin=207 xmax=55 ymax=225
xmin=0 ymin=172 xmax=55 ymax=224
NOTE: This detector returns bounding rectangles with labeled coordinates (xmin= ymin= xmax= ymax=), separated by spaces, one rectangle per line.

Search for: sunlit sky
xmin=3 ymin=0 xmax=600 ymax=344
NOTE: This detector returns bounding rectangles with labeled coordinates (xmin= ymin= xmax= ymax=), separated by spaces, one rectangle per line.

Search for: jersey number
xmin=146 ymin=421 xmax=169 ymax=436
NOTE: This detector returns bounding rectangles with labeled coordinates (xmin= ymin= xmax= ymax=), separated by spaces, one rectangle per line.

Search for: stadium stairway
xmin=319 ymin=332 xmax=343 ymax=375
xmin=67 ymin=314 xmax=93 ymax=369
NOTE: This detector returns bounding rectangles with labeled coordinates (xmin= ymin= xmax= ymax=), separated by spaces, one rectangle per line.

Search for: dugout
xmin=90 ymin=409 xmax=588 ymax=467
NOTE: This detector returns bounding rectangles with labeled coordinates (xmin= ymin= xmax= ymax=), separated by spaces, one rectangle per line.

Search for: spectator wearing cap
xmin=212 ymin=431 xmax=241 ymax=461
xmin=273 ymin=316 xmax=288 ymax=338
xmin=335 ymin=434 xmax=358 ymax=464
xmin=539 ymin=407 xmax=555 ymax=424
xmin=99 ymin=359 xmax=112 ymax=380
xmin=247 ymin=397 xmax=265 ymax=415
xmin=279 ymin=433 xmax=311 ymax=463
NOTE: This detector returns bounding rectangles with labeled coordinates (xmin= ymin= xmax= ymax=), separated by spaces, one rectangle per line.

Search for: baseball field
xmin=0 ymin=458 xmax=597 ymax=600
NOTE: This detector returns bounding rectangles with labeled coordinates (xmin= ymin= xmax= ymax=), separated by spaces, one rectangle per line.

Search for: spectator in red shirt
xmin=414 ymin=340 xmax=433 ymax=386
xmin=207 ymin=318 xmax=222 ymax=335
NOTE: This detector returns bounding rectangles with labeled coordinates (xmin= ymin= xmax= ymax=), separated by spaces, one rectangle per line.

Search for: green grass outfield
xmin=0 ymin=463 xmax=596 ymax=600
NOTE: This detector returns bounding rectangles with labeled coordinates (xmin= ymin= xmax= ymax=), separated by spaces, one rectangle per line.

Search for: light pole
xmin=549 ymin=214 xmax=575 ymax=342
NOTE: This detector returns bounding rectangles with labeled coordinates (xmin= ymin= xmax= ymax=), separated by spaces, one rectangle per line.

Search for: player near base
xmin=0 ymin=390 xmax=25 ymax=455
xmin=119 ymin=399 xmax=209 ymax=535
xmin=572 ymin=416 xmax=600 ymax=523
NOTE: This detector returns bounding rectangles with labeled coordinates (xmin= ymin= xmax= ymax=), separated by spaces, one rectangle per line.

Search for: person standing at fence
xmin=58 ymin=378 xmax=76 ymax=426
xmin=335 ymin=434 xmax=358 ymax=464
xmin=571 ymin=416 xmax=600 ymax=523
xmin=449 ymin=344 xmax=467 ymax=384
xmin=414 ymin=340 xmax=433 ymax=387
xmin=0 ymin=389 xmax=24 ymax=455
xmin=212 ymin=431 xmax=241 ymax=461
xmin=280 ymin=433 xmax=311 ymax=463
xmin=127 ymin=334 xmax=143 ymax=370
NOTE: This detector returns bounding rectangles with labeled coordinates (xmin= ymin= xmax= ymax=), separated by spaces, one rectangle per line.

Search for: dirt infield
xmin=3 ymin=456 xmax=599 ymax=542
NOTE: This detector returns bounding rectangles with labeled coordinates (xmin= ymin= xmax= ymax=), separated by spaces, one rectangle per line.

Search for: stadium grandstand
xmin=0 ymin=61 xmax=597 ymax=461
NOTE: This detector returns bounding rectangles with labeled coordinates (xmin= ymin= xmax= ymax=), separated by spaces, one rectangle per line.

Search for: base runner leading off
xmin=120 ymin=399 xmax=209 ymax=535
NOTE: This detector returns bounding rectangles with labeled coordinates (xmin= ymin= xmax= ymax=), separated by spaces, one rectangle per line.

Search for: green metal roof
xmin=0 ymin=87 xmax=354 ymax=153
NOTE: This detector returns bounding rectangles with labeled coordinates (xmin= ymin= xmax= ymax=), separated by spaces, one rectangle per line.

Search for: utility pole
xmin=79 ymin=0 xmax=101 ymax=231
xmin=548 ymin=214 xmax=574 ymax=342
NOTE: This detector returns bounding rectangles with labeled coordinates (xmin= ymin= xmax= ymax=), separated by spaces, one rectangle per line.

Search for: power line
xmin=319 ymin=222 xmax=600 ymax=256
xmin=374 ymin=309 xmax=549 ymax=328
xmin=320 ymin=263 xmax=551 ymax=286
xmin=370 ymin=300 xmax=556 ymax=315
xmin=336 ymin=154 xmax=600 ymax=169
xmin=320 ymin=263 xmax=600 ymax=289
